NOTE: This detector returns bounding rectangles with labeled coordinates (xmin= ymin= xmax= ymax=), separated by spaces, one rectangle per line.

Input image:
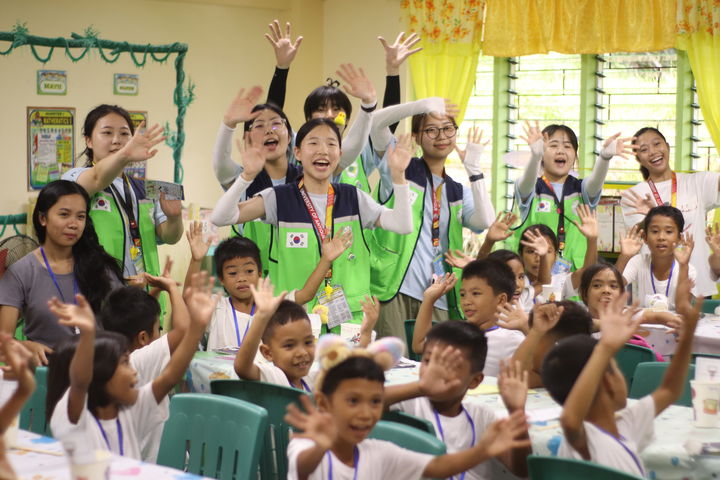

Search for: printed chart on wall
xmin=27 ymin=107 xmax=75 ymax=190
xmin=125 ymin=111 xmax=148 ymax=180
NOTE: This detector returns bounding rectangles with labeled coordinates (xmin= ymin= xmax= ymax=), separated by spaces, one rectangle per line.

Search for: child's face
xmin=420 ymin=341 xmax=483 ymax=402
xmin=220 ymin=257 xmax=260 ymax=301
xmin=507 ymin=258 xmax=526 ymax=302
xmin=635 ymin=130 xmax=670 ymax=178
xmin=310 ymin=101 xmax=346 ymax=122
xmin=261 ymin=319 xmax=315 ymax=382
xmin=644 ymin=215 xmax=680 ymax=257
xmin=585 ymin=269 xmax=622 ymax=318
xmin=294 ymin=125 xmax=341 ymax=182
xmin=521 ymin=235 xmax=557 ymax=279
xmin=319 ymin=378 xmax=384 ymax=445
xmin=246 ymin=109 xmax=290 ymax=162
xmin=86 ymin=113 xmax=132 ymax=163
xmin=39 ymin=193 xmax=87 ymax=248
xmin=460 ymin=277 xmax=507 ymax=327
xmin=131 ymin=319 xmax=161 ymax=351
xmin=414 ymin=114 xmax=457 ymax=161
xmin=105 ymin=352 xmax=139 ymax=406
xmin=542 ymin=130 xmax=576 ymax=179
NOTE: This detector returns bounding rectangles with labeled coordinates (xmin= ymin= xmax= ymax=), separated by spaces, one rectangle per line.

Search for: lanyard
xmin=647 ymin=172 xmax=677 ymax=208
xmin=327 ymin=446 xmax=359 ymax=480
xmin=432 ymin=407 xmax=475 ymax=480
xmin=94 ymin=417 xmax=124 ymax=456
xmin=650 ymin=261 xmax=674 ymax=297
xmin=109 ymin=175 xmax=143 ymax=260
xmin=595 ymin=426 xmax=645 ymax=476
xmin=228 ymin=298 xmax=255 ymax=346
xmin=300 ymin=379 xmax=312 ymax=393
xmin=430 ymin=176 xmax=443 ymax=250
xmin=298 ymin=178 xmax=335 ymax=282
xmin=484 ymin=325 xmax=499 ymax=333
xmin=40 ymin=247 xmax=78 ymax=304
xmin=541 ymin=176 xmax=567 ymax=252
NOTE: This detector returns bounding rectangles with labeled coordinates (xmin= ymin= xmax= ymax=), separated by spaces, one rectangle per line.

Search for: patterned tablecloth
xmin=8 ymin=430 xmax=208 ymax=480
xmin=694 ymin=315 xmax=720 ymax=355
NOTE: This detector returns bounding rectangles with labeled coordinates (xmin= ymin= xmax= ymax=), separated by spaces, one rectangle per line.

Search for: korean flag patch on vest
xmin=536 ymin=200 xmax=552 ymax=213
xmin=91 ymin=194 xmax=112 ymax=212
xmin=286 ymin=232 xmax=308 ymax=248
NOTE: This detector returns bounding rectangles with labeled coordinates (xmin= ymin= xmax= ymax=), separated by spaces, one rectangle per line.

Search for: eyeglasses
xmin=250 ymin=120 xmax=285 ymax=132
xmin=421 ymin=124 xmax=457 ymax=139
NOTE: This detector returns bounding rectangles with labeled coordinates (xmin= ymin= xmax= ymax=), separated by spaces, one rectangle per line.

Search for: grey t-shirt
xmin=0 ymin=252 xmax=118 ymax=347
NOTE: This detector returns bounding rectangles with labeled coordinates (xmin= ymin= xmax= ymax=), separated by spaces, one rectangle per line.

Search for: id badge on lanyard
xmin=317 ymin=285 xmax=353 ymax=329
xmin=541 ymin=176 xmax=567 ymax=252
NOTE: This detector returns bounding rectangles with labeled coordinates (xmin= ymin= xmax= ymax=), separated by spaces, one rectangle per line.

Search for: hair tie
xmin=325 ymin=77 xmax=340 ymax=88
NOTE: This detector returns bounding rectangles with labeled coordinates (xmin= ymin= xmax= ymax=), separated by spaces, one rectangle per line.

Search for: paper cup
xmin=69 ymin=449 xmax=111 ymax=480
xmin=691 ymin=380 xmax=720 ymax=428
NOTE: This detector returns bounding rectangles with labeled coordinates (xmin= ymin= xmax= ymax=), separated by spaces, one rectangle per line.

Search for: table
xmin=385 ymin=364 xmax=720 ymax=480
xmin=8 ymin=430 xmax=209 ymax=479
xmin=694 ymin=315 xmax=720 ymax=355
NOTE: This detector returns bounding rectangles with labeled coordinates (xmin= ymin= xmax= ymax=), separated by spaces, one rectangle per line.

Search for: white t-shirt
xmin=557 ymin=395 xmax=656 ymax=477
xmin=519 ymin=275 xmax=535 ymax=312
xmin=257 ymin=362 xmax=318 ymax=393
xmin=622 ymin=253 xmax=697 ymax=310
xmin=50 ymin=383 xmax=169 ymax=460
xmin=484 ymin=327 xmax=525 ymax=377
xmin=128 ymin=335 xmax=171 ymax=462
xmin=622 ymin=171 xmax=720 ymax=297
xmin=391 ymin=397 xmax=501 ymax=480
xmin=287 ymin=437 xmax=433 ymax=480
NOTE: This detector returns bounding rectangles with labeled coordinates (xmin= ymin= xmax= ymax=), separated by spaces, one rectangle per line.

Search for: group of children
xmin=1 ymin=19 xmax=718 ymax=480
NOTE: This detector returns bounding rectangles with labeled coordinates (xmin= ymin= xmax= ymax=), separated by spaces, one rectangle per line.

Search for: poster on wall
xmin=124 ymin=111 xmax=148 ymax=180
xmin=114 ymin=73 xmax=139 ymax=95
xmin=36 ymin=70 xmax=67 ymax=95
xmin=27 ymin=107 xmax=75 ymax=191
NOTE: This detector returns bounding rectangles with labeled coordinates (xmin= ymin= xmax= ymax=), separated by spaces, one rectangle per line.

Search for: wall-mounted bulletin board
xmin=27 ymin=106 xmax=75 ymax=191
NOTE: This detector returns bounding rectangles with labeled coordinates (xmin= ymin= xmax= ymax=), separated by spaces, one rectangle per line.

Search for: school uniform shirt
xmin=287 ymin=437 xmax=433 ymax=480
xmin=622 ymin=253 xmax=697 ymax=310
xmin=256 ymin=362 xmax=318 ymax=393
xmin=50 ymin=383 xmax=169 ymax=460
xmin=484 ymin=327 xmax=526 ymax=377
xmin=622 ymin=171 xmax=720 ymax=297
xmin=557 ymin=395 xmax=655 ymax=477
xmin=128 ymin=335 xmax=170 ymax=463
xmin=519 ymin=275 xmax=535 ymax=312
xmin=390 ymin=396 xmax=502 ymax=480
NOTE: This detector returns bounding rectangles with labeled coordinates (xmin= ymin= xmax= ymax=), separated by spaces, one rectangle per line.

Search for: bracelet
xmin=469 ymin=173 xmax=484 ymax=182
xmin=361 ymin=103 xmax=377 ymax=113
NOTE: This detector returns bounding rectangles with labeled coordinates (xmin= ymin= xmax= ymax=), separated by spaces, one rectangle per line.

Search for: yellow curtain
xmin=401 ymin=0 xmax=485 ymax=123
xmin=677 ymin=1 xmax=720 ymax=156
xmin=483 ymin=0 xmax=676 ymax=56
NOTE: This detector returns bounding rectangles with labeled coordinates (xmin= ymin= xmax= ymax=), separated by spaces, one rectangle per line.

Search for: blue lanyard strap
xmin=40 ymin=247 xmax=78 ymax=304
xmin=93 ymin=416 xmax=124 ymax=456
xmin=327 ymin=446 xmax=359 ymax=480
xmin=595 ymin=426 xmax=645 ymax=476
xmin=432 ymin=407 xmax=475 ymax=480
xmin=484 ymin=325 xmax=499 ymax=333
xmin=300 ymin=379 xmax=312 ymax=393
xmin=650 ymin=260 xmax=674 ymax=297
xmin=229 ymin=298 xmax=255 ymax=346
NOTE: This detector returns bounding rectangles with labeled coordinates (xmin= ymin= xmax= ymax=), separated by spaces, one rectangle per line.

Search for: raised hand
xmin=336 ymin=63 xmax=376 ymax=105
xmin=423 ymin=273 xmax=457 ymax=302
xmin=265 ymin=20 xmax=303 ymax=69
xmin=187 ymin=221 xmax=212 ymax=261
xmin=18 ymin=340 xmax=52 ymax=367
xmin=250 ymin=276 xmax=287 ymax=318
xmin=519 ymin=120 xmax=546 ymax=157
xmin=675 ymin=278 xmax=702 ymax=343
xmin=706 ymin=223 xmax=720 ymax=255
xmin=455 ymin=127 xmax=488 ymax=162
xmin=619 ymin=224 xmax=644 ymax=257
xmin=444 ymin=249 xmax=474 ymax=269
xmin=520 ymin=228 xmax=550 ymax=256
xmin=0 ymin=334 xmax=35 ymax=391
xmin=673 ymin=232 xmax=694 ymax=265
xmin=498 ymin=360 xmax=529 ymax=412
xmin=388 ymin=134 xmax=413 ymax=183
xmin=621 ymin=189 xmax=655 ymax=216
xmin=236 ymin=136 xmax=266 ymax=181
xmin=478 ymin=410 xmax=531 ymax=458
xmin=223 ymin=86 xmax=264 ymax=129
xmin=600 ymin=132 xmax=637 ymax=160
xmin=497 ymin=301 xmax=529 ymax=332
xmin=575 ymin=204 xmax=598 ymax=239
xmin=321 ymin=227 xmax=352 ymax=262
xmin=285 ymin=395 xmax=337 ymax=451
xmin=118 ymin=121 xmax=166 ymax=163
xmin=597 ymin=293 xmax=642 ymax=353
xmin=378 ymin=32 xmax=422 ymax=75
xmin=429 ymin=99 xmax=460 ymax=120
xmin=48 ymin=294 xmax=96 ymax=335
xmin=359 ymin=295 xmax=380 ymax=335
xmin=183 ymin=271 xmax=217 ymax=329
xmin=159 ymin=191 xmax=182 ymax=218
xmin=419 ymin=344 xmax=463 ymax=397
xmin=486 ymin=212 xmax=518 ymax=243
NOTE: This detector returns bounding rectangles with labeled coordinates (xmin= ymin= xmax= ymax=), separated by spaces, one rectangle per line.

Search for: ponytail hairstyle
xmin=632 ymin=127 xmax=668 ymax=180
xmin=33 ymin=181 xmax=123 ymax=313
xmin=81 ymin=104 xmax=134 ymax=166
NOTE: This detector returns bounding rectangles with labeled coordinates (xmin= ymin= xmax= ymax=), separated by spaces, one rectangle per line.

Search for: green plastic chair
xmin=369 ymin=420 xmax=446 ymax=455
xmin=19 ymin=366 xmax=49 ymax=435
xmin=691 ymin=352 xmax=720 ymax=363
xmin=527 ymin=455 xmax=643 ymax=479
xmin=615 ymin=343 xmax=656 ymax=388
xmin=381 ymin=410 xmax=436 ymax=435
xmin=701 ymin=299 xmax=720 ymax=314
xmin=157 ymin=393 xmax=267 ymax=480
xmin=404 ymin=319 xmax=437 ymax=361
xmin=629 ymin=362 xmax=694 ymax=406
xmin=211 ymin=379 xmax=307 ymax=480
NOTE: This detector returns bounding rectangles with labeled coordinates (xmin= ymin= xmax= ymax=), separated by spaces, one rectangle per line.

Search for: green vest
xmin=269 ymin=181 xmax=371 ymax=323
xmin=369 ymin=158 xmax=465 ymax=319
xmin=506 ymin=176 xmax=587 ymax=270
xmin=338 ymin=156 xmax=371 ymax=194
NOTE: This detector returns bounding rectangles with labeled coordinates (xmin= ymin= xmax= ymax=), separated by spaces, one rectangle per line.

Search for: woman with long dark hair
xmin=0 ymin=180 xmax=123 ymax=364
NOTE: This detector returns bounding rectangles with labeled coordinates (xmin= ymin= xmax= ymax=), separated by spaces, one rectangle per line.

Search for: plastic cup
xmin=69 ymin=449 xmax=111 ymax=480
xmin=691 ymin=380 xmax=720 ymax=428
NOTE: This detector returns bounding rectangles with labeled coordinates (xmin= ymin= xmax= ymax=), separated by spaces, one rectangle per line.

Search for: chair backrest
xmin=381 ymin=410 xmax=436 ymax=435
xmin=157 ymin=393 xmax=267 ymax=480
xmin=19 ymin=366 xmax=49 ymax=435
xmin=527 ymin=455 xmax=643 ymax=480
xmin=369 ymin=420 xmax=446 ymax=455
xmin=615 ymin=343 xmax=655 ymax=388
xmin=691 ymin=352 xmax=720 ymax=364
xmin=211 ymin=379 xmax=307 ymax=480
xmin=628 ymin=362 xmax=694 ymax=406
xmin=700 ymin=298 xmax=720 ymax=314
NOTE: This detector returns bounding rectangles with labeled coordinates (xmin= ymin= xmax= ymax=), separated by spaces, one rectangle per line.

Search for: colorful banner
xmin=36 ymin=70 xmax=67 ymax=95
xmin=27 ymin=107 xmax=75 ymax=190
xmin=114 ymin=73 xmax=139 ymax=95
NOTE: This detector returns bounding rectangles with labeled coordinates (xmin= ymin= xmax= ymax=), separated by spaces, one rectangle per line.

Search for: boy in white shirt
xmin=541 ymin=284 xmax=701 ymax=476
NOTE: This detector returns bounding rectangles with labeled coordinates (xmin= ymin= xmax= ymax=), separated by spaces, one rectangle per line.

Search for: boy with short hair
xmin=413 ymin=260 xmax=525 ymax=376
xmin=386 ymin=321 xmax=530 ymax=479
xmin=542 ymin=285 xmax=701 ymax=476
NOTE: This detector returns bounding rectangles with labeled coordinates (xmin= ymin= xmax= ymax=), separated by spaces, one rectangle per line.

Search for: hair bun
xmin=325 ymin=77 xmax=340 ymax=88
